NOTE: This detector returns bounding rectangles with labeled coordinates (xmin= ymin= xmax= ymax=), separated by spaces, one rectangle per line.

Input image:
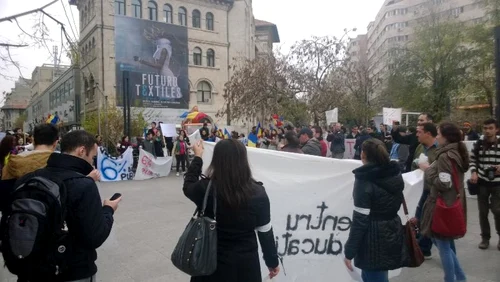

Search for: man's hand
xmin=268 ymin=267 xmax=280 ymax=279
xmin=87 ymin=169 xmax=101 ymax=182
xmin=419 ymin=162 xmax=430 ymax=171
xmin=103 ymin=197 xmax=122 ymax=212
xmin=344 ymin=258 xmax=354 ymax=272
xmin=471 ymin=172 xmax=478 ymax=184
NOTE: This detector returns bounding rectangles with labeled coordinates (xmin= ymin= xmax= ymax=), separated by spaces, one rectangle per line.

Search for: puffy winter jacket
xmin=345 ymin=161 xmax=406 ymax=271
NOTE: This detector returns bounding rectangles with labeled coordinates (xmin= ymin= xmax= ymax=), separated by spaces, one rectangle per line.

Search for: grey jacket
xmin=301 ymin=138 xmax=322 ymax=156
xmin=142 ymin=139 xmax=156 ymax=157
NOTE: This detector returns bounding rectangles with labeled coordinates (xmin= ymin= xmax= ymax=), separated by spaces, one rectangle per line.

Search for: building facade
xmin=71 ymin=0 xmax=279 ymax=125
xmin=25 ymin=67 xmax=82 ymax=132
xmin=1 ymin=78 xmax=32 ymax=131
xmin=350 ymin=0 xmax=488 ymax=100
xmin=30 ymin=64 xmax=71 ymax=99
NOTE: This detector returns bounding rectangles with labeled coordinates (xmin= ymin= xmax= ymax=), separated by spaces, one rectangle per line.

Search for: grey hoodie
xmin=301 ymin=138 xmax=322 ymax=156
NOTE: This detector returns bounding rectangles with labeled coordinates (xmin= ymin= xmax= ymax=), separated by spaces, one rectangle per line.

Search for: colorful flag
xmin=248 ymin=132 xmax=258 ymax=147
xmin=257 ymin=122 xmax=263 ymax=138
xmin=224 ymin=128 xmax=231 ymax=139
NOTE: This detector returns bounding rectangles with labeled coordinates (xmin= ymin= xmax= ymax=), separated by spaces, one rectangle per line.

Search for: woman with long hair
xmin=344 ymin=138 xmax=405 ymax=282
xmin=0 ymin=135 xmax=17 ymax=177
xmin=174 ymin=130 xmax=189 ymax=176
xmin=118 ymin=136 xmax=131 ymax=155
xmin=183 ymin=140 xmax=280 ymax=282
xmin=419 ymin=122 xmax=469 ymax=282
xmin=154 ymin=130 xmax=165 ymax=157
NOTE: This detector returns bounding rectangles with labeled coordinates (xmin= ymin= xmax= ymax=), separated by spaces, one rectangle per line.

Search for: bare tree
xmin=217 ymin=55 xmax=303 ymax=125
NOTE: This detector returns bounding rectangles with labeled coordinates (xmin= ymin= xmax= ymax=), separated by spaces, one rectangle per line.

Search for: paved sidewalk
xmin=1 ymin=175 xmax=500 ymax=281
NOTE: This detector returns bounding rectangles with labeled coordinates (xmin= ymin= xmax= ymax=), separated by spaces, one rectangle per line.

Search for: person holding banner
xmin=174 ymin=130 xmax=189 ymax=177
xmin=183 ymin=140 xmax=280 ymax=282
xmin=344 ymin=138 xmax=405 ymax=282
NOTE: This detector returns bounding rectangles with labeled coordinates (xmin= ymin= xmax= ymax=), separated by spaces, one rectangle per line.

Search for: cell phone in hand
xmin=109 ymin=193 xmax=122 ymax=201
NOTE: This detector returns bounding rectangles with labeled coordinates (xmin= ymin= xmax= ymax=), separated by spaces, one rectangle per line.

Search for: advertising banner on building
xmin=115 ymin=16 xmax=189 ymax=109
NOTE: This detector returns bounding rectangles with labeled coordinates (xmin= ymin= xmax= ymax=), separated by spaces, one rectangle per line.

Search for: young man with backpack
xmin=1 ymin=130 xmax=121 ymax=282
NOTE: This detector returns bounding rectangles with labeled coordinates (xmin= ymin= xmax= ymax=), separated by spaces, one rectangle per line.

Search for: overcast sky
xmin=0 ymin=0 xmax=385 ymax=100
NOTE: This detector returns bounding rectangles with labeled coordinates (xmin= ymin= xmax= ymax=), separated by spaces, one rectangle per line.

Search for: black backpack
xmin=1 ymin=168 xmax=83 ymax=280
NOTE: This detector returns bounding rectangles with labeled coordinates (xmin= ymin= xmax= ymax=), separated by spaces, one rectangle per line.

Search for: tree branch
xmin=0 ymin=43 xmax=28 ymax=48
xmin=0 ymin=0 xmax=58 ymax=23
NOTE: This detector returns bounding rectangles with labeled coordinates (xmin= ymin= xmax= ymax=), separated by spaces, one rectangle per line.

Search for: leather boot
xmin=478 ymin=238 xmax=489 ymax=250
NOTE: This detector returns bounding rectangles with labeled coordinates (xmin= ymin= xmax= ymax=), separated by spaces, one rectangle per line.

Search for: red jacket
xmin=319 ymin=140 xmax=328 ymax=157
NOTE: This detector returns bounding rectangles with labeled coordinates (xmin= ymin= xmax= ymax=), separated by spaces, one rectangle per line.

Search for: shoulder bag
xmin=431 ymin=160 xmax=467 ymax=238
xmin=401 ymin=195 xmax=425 ymax=268
xmin=171 ymin=180 xmax=217 ymax=276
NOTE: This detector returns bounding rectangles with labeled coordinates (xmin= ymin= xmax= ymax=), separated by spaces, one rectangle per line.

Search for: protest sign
xmin=160 ymin=123 xmax=177 ymax=137
xmin=134 ymin=149 xmax=173 ymax=180
xmin=325 ymin=108 xmax=338 ymax=125
xmin=383 ymin=107 xmax=402 ymax=125
xmin=199 ymin=142 xmax=421 ymax=282
xmin=97 ymin=147 xmax=134 ymax=182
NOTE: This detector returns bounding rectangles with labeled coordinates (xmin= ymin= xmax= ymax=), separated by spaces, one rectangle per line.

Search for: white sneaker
xmin=176 ymin=172 xmax=180 ymax=177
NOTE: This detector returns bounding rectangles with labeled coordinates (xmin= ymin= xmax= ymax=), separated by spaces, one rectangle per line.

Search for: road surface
xmin=1 ymin=175 xmax=499 ymax=281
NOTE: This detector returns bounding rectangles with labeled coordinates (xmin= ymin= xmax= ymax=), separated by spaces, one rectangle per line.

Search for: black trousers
xmin=176 ymin=154 xmax=186 ymax=172
xmin=478 ymin=184 xmax=500 ymax=239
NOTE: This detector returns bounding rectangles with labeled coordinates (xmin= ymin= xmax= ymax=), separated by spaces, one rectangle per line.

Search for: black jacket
xmin=184 ymin=157 xmax=279 ymax=282
xmin=354 ymin=134 xmax=372 ymax=159
xmin=327 ymin=131 xmax=345 ymax=153
xmin=18 ymin=153 xmax=114 ymax=281
xmin=344 ymin=162 xmax=406 ymax=271
xmin=391 ymin=130 xmax=418 ymax=172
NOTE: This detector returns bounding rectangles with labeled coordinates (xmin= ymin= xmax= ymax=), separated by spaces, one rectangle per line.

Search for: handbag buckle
xmin=209 ymin=224 xmax=215 ymax=230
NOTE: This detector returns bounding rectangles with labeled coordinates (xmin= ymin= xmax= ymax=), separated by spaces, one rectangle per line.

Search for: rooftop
xmin=255 ymin=19 xmax=280 ymax=43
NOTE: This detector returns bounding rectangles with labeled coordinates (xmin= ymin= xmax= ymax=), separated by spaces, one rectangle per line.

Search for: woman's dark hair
xmin=314 ymin=126 xmax=324 ymax=141
xmin=438 ymin=122 xmax=470 ymax=170
xmin=0 ymin=135 xmax=16 ymax=166
xmin=284 ymin=130 xmax=300 ymax=147
xmin=362 ymin=138 xmax=390 ymax=166
xmin=122 ymin=136 xmax=129 ymax=143
xmin=205 ymin=139 xmax=255 ymax=208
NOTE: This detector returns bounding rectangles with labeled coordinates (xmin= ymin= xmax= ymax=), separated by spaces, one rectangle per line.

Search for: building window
xmin=163 ymin=4 xmax=172 ymax=23
xmin=115 ymin=0 xmax=126 ymax=15
xmin=83 ymin=5 xmax=87 ymax=24
xmin=206 ymin=12 xmax=214 ymax=30
xmin=148 ymin=1 xmax=157 ymax=21
xmin=451 ymin=7 xmax=464 ymax=17
xmin=207 ymin=49 xmax=215 ymax=67
xmin=192 ymin=9 xmax=201 ymax=28
xmin=89 ymin=76 xmax=95 ymax=101
xmin=132 ymin=0 xmax=142 ymax=18
xmin=193 ymin=47 xmax=202 ymax=65
xmin=197 ymin=81 xmax=211 ymax=103
xmin=178 ymin=7 xmax=187 ymax=26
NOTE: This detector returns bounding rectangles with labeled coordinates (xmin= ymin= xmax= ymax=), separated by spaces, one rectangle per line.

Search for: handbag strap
xmin=401 ymin=194 xmax=409 ymax=216
xmin=200 ymin=180 xmax=217 ymax=220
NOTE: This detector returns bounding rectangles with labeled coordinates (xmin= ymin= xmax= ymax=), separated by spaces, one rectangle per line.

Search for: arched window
xmin=90 ymin=0 xmax=94 ymax=17
xmin=207 ymin=49 xmax=215 ymax=67
xmin=83 ymin=6 xmax=87 ymax=24
xmin=148 ymin=1 xmax=157 ymax=21
xmin=193 ymin=47 xmax=202 ymax=65
xmin=115 ymin=0 xmax=126 ymax=15
xmin=206 ymin=12 xmax=214 ymax=30
xmin=197 ymin=81 xmax=211 ymax=103
xmin=92 ymin=37 xmax=96 ymax=48
xmin=84 ymin=78 xmax=89 ymax=102
xmin=89 ymin=75 xmax=95 ymax=101
xmin=132 ymin=0 xmax=142 ymax=18
xmin=192 ymin=9 xmax=201 ymax=28
xmin=178 ymin=7 xmax=187 ymax=26
xmin=163 ymin=4 xmax=172 ymax=23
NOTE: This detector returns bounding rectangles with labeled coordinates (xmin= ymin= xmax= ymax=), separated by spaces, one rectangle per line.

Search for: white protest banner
xmin=160 ymin=123 xmax=177 ymax=137
xmin=383 ymin=107 xmax=402 ymax=125
xmin=344 ymin=139 xmax=356 ymax=159
xmin=199 ymin=143 xmax=422 ymax=282
xmin=325 ymin=108 xmax=338 ymax=125
xmin=97 ymin=147 xmax=134 ymax=182
xmin=134 ymin=149 xmax=173 ymax=180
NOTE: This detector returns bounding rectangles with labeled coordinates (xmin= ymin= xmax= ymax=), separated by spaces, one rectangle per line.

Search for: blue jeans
xmin=433 ymin=238 xmax=466 ymax=282
xmin=415 ymin=189 xmax=457 ymax=255
xmin=361 ymin=270 xmax=388 ymax=282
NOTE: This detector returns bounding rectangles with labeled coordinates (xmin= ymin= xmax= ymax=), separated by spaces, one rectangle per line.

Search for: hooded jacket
xmin=301 ymin=138 xmax=322 ymax=156
xmin=345 ymin=161 xmax=406 ymax=271
xmin=1 ymin=150 xmax=52 ymax=180
xmin=420 ymin=142 xmax=468 ymax=239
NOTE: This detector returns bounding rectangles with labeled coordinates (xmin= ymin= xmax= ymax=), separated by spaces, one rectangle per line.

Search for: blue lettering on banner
xmin=98 ymin=147 xmax=135 ymax=181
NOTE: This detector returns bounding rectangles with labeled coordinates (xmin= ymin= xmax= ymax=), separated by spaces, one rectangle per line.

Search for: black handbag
xmin=171 ymin=180 xmax=218 ymax=276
